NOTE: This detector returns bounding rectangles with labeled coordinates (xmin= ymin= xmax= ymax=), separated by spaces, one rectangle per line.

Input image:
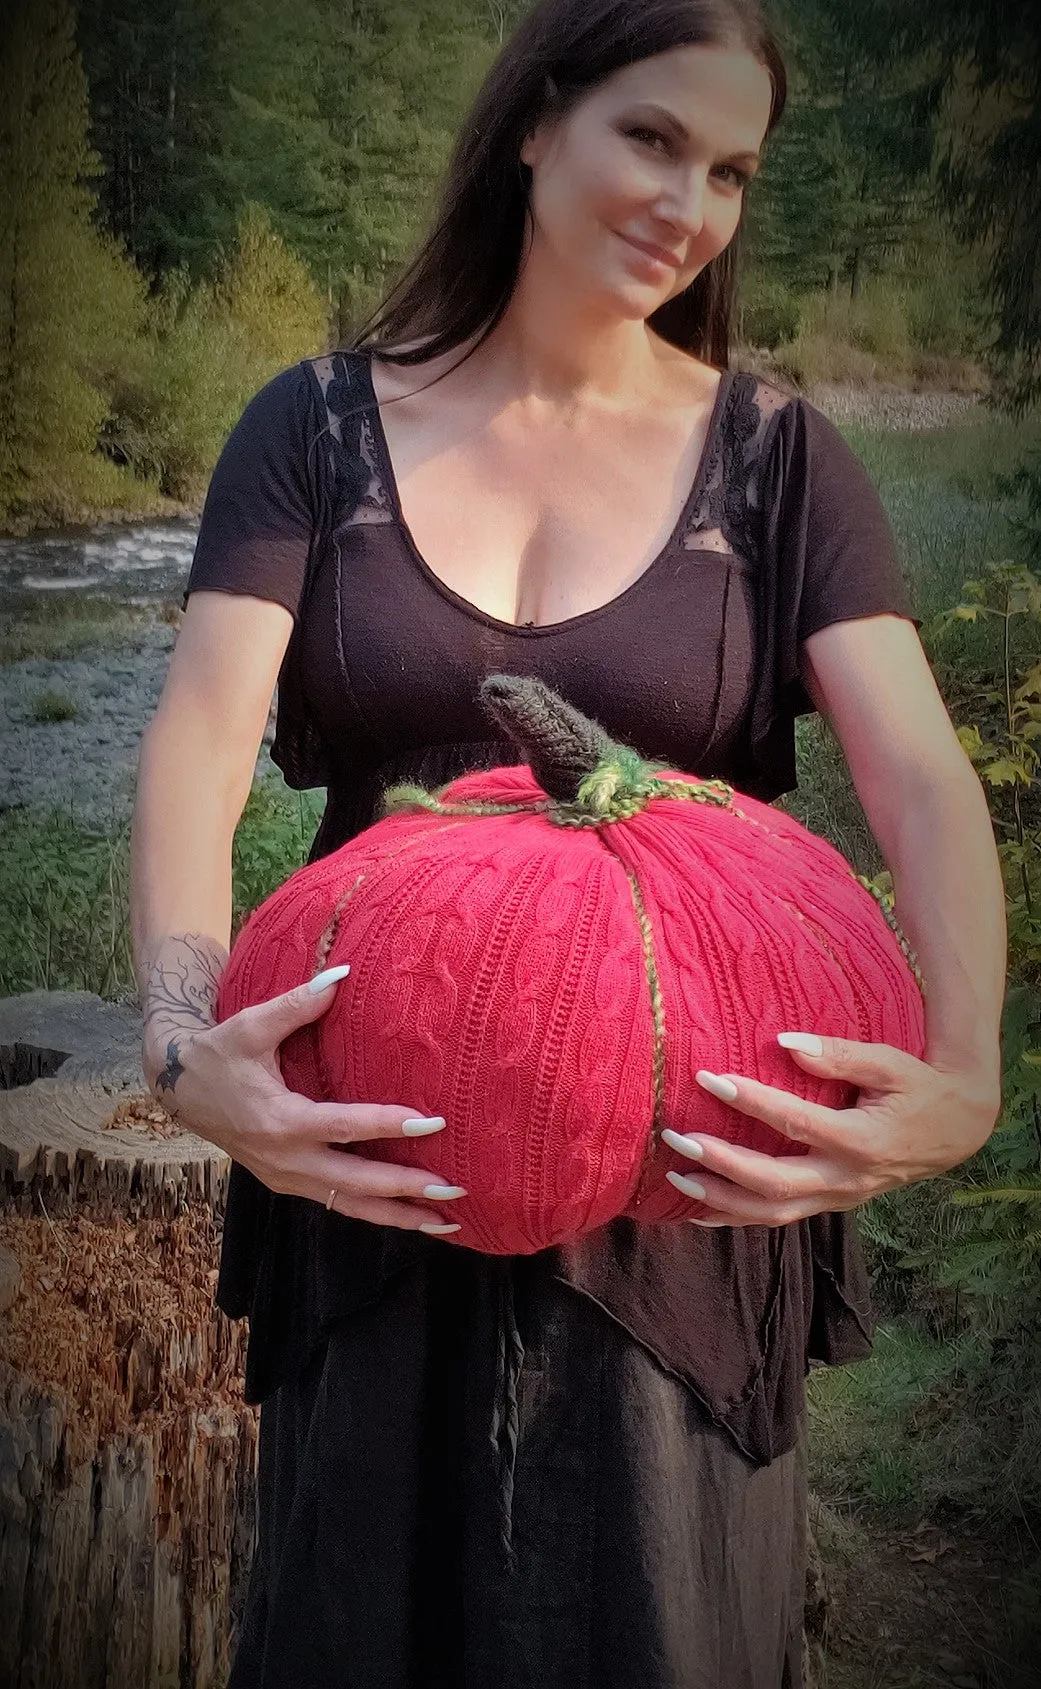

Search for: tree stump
xmin=0 ymin=993 xmax=257 ymax=1689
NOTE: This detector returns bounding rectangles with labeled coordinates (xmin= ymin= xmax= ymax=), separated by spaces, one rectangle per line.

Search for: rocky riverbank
xmin=1 ymin=625 xmax=176 ymax=822
xmin=0 ymin=621 xmax=277 ymax=823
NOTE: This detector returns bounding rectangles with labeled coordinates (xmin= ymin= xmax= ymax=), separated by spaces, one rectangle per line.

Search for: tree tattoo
xmin=144 ymin=934 xmax=225 ymax=1033
xmin=143 ymin=933 xmax=228 ymax=1101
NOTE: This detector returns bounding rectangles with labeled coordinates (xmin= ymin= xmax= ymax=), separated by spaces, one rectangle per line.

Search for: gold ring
xmin=326 ymin=1187 xmax=338 ymax=1211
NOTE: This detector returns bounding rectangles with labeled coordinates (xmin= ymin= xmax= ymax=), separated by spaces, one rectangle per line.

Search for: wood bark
xmin=0 ymin=993 xmax=257 ymax=1689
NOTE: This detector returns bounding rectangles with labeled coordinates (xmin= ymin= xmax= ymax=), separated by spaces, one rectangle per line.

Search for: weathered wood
xmin=0 ymin=989 xmax=144 ymax=1090
xmin=0 ymin=992 xmax=256 ymax=1689
xmin=0 ymin=1070 xmax=231 ymax=1218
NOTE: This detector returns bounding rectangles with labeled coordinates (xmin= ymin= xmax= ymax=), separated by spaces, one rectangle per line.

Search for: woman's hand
xmin=660 ymin=1033 xmax=1002 ymax=1227
xmin=145 ymin=970 xmax=466 ymax=1235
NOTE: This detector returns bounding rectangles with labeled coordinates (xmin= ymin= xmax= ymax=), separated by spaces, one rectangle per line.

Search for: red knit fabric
xmin=218 ymin=761 xmax=925 ymax=1253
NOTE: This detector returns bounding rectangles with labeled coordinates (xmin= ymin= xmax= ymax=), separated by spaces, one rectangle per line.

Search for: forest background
xmin=2 ymin=0 xmax=1041 ymax=1681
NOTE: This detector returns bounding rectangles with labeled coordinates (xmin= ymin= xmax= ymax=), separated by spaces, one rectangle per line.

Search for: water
xmin=0 ymin=518 xmax=199 ymax=612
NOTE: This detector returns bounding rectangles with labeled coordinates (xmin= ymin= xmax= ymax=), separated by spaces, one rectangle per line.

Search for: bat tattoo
xmin=155 ymin=1039 xmax=186 ymax=1098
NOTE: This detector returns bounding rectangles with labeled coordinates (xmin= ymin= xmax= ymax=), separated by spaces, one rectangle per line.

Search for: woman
xmin=131 ymin=1 xmax=1005 ymax=1684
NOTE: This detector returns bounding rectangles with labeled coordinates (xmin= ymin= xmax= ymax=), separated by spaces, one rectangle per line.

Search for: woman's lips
xmin=617 ymin=232 xmax=682 ymax=271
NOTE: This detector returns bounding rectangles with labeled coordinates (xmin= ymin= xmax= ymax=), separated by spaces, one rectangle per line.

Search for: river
xmin=0 ymin=519 xmax=199 ymax=613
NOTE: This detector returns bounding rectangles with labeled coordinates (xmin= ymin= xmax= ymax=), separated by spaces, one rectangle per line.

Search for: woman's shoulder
xmin=227 ymin=358 xmax=327 ymax=459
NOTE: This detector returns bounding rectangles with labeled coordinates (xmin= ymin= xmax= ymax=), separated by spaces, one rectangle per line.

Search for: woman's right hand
xmin=145 ymin=970 xmax=465 ymax=1234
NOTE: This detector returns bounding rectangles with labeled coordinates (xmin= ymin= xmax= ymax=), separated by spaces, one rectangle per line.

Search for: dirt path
xmin=808 ymin=1495 xmax=1040 ymax=1689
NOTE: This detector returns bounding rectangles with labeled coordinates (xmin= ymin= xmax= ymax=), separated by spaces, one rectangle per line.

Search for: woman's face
xmin=519 ymin=45 xmax=773 ymax=319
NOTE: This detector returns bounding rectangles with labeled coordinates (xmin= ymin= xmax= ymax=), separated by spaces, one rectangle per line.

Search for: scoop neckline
xmin=357 ymin=354 xmax=736 ymax=638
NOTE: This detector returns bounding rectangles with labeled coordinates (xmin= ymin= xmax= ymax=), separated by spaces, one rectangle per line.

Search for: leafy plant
xmin=890 ymin=560 xmax=1041 ymax=1312
xmin=932 ymin=558 xmax=1041 ymax=983
xmin=30 ymin=688 xmax=78 ymax=723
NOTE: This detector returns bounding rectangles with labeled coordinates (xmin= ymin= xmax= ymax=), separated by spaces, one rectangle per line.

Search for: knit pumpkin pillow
xmin=218 ymin=675 xmax=926 ymax=1254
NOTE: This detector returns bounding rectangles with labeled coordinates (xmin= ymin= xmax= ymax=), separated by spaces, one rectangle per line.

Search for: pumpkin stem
xmin=479 ymin=674 xmax=627 ymax=802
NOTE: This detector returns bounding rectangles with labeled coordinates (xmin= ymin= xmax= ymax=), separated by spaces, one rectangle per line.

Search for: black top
xmin=187 ymin=348 xmax=917 ymax=1466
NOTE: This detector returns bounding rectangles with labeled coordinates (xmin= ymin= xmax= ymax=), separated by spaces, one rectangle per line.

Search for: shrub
xmin=30 ymin=689 xmax=78 ymax=723
xmin=105 ymin=208 xmax=327 ymax=501
xmin=737 ymin=273 xmax=803 ymax=351
xmin=214 ymin=202 xmax=326 ymax=373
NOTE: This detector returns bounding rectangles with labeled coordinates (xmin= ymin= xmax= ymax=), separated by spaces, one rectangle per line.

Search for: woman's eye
xmin=714 ymin=164 xmax=750 ymax=189
xmin=626 ymin=126 xmax=669 ymax=153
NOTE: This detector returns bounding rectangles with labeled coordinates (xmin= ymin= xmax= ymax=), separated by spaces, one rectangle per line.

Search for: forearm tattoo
xmin=143 ymin=933 xmax=228 ymax=1105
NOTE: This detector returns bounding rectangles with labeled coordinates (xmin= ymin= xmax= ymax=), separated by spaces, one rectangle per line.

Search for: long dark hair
xmin=352 ymin=0 xmax=787 ymax=371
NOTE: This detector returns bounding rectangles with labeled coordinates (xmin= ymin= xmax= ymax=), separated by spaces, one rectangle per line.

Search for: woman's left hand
xmin=661 ymin=1034 xmax=1002 ymax=1227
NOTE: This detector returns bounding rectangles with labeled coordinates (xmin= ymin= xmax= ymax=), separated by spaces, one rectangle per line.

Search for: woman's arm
xmin=799 ymin=612 xmax=1005 ymax=1102
xmin=662 ymin=613 xmax=1006 ymax=1223
xmin=130 ymin=590 xmax=462 ymax=1232
xmin=132 ymin=591 xmax=288 ymax=1086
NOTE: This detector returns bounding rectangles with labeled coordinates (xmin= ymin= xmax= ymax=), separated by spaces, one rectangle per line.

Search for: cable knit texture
xmin=218 ymin=680 xmax=926 ymax=1254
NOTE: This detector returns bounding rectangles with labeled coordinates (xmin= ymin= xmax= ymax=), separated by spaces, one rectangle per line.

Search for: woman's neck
xmin=472 ymin=262 xmax=670 ymax=415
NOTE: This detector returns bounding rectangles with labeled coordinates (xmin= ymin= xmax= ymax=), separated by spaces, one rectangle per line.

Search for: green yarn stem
xmin=621 ymin=862 xmax=669 ymax=1206
xmin=382 ymin=782 xmax=551 ymax=821
xmin=383 ymin=767 xmax=738 ymax=829
xmin=854 ymin=875 xmax=927 ymax=997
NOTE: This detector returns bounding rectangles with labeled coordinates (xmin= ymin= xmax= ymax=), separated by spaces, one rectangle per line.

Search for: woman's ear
xmin=521 ymin=81 xmax=560 ymax=171
xmin=519 ymin=129 xmax=541 ymax=170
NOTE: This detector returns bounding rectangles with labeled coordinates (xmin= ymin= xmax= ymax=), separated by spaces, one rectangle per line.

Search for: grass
xmin=807 ymin=1318 xmax=1041 ymax=1527
xmin=0 ymin=775 xmax=325 ymax=1000
xmin=0 ymin=592 xmax=154 ymax=665
xmin=29 ymin=688 xmax=78 ymax=723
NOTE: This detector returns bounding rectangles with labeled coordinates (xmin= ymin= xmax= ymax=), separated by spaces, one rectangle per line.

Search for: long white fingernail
xmin=777 ymin=1032 xmax=824 ymax=1057
xmin=666 ymin=1170 xmax=708 ymax=1200
xmin=422 ymin=1184 xmax=467 ymax=1200
xmin=419 ymin=1221 xmax=461 ymax=1234
xmin=403 ymin=1116 xmax=447 ymax=1136
xmin=661 ymin=1129 xmax=705 ymax=1161
xmin=696 ymin=1071 xmax=739 ymax=1103
xmin=307 ymin=964 xmax=351 ymax=994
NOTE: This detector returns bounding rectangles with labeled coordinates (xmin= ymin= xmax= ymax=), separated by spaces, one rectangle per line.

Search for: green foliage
xmin=0 ymin=0 xmax=151 ymax=527
xmin=76 ymin=0 xmax=232 ymax=276
xmin=933 ymin=558 xmax=1041 ymax=983
xmin=105 ymin=207 xmax=325 ymax=498
xmin=750 ymin=0 xmax=937 ymax=299
xmin=860 ymin=547 xmax=1041 ymax=1415
xmin=29 ymin=690 xmax=79 ymax=724
xmin=0 ymin=595 xmax=144 ymax=665
xmin=771 ymin=271 xmax=989 ymax=388
xmin=0 ymin=775 xmax=325 ymax=1000
xmin=0 ymin=810 xmax=135 ymax=999
xmin=837 ymin=0 xmax=1041 ymax=412
xmin=807 ymin=1318 xmax=1041 ymax=1526
xmin=231 ymin=777 xmax=326 ymax=930
xmin=736 ymin=273 xmax=802 ymax=351
xmin=213 ymin=202 xmax=325 ymax=369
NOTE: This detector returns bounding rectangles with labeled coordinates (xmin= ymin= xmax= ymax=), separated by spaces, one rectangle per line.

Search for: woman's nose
xmin=654 ymin=169 xmax=707 ymax=239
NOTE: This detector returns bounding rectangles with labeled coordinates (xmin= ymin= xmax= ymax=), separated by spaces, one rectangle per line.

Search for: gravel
xmin=0 ymin=627 xmax=176 ymax=824
xmin=0 ymin=626 xmax=276 ymax=825
xmin=808 ymin=383 xmax=983 ymax=433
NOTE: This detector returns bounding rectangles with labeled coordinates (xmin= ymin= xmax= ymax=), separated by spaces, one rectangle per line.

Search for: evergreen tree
xmin=749 ymin=0 xmax=935 ymax=297
xmin=76 ymin=0 xmax=231 ymax=275
xmin=214 ymin=201 xmax=326 ymax=367
xmin=850 ymin=0 xmax=1041 ymax=410
xmin=0 ymin=0 xmax=145 ymax=523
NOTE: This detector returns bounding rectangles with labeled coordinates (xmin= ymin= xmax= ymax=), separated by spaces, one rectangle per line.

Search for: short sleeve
xmin=184 ymin=363 xmax=322 ymax=619
xmin=785 ymin=399 xmax=917 ymax=645
xmin=739 ymin=392 xmax=920 ymax=802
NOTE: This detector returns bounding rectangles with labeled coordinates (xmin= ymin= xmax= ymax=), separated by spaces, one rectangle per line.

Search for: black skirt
xmin=229 ymin=1245 xmax=808 ymax=1689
